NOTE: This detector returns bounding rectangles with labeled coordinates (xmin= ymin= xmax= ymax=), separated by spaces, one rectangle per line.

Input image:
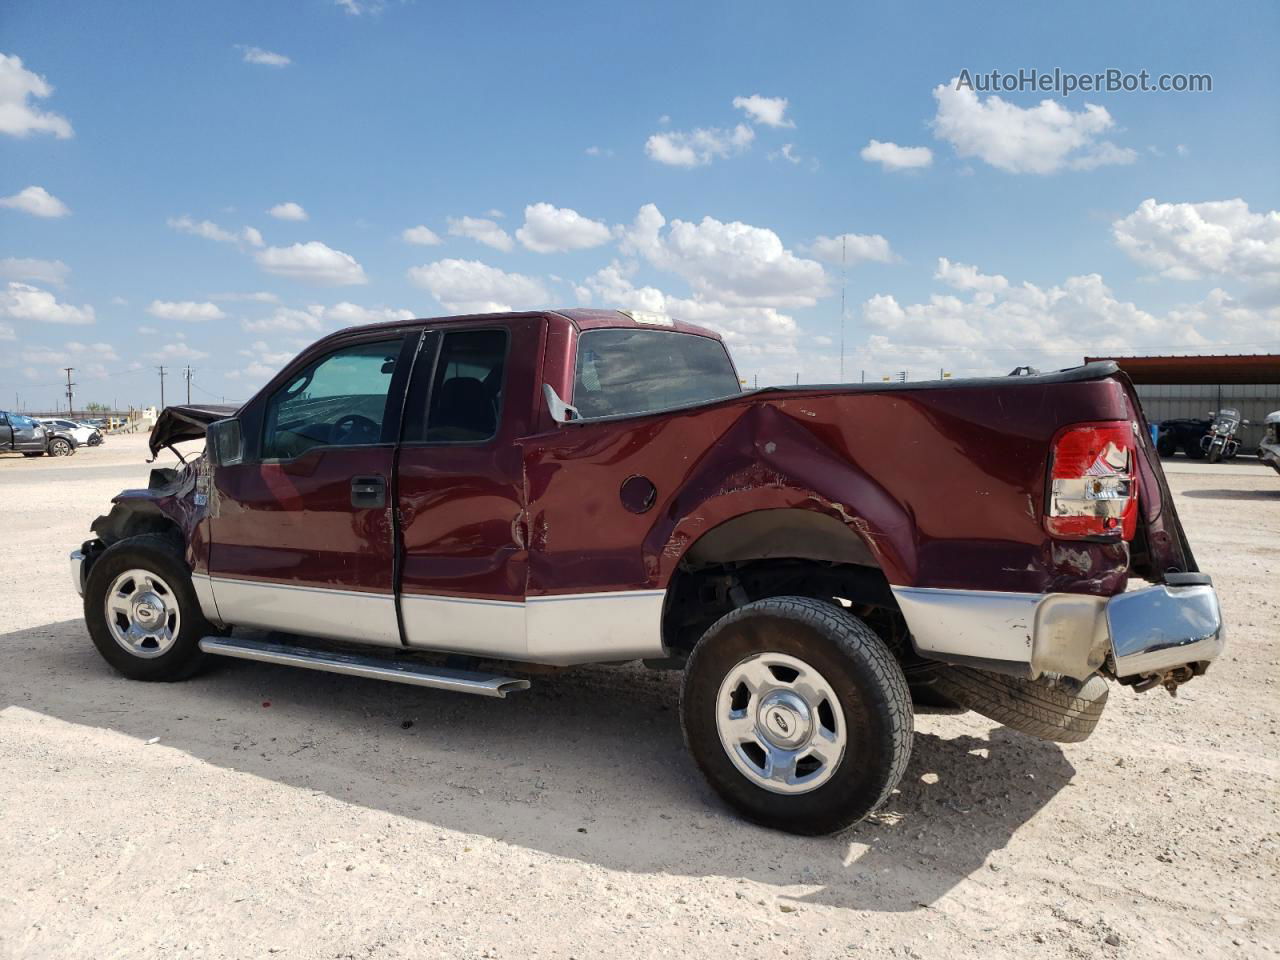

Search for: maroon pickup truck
xmin=71 ymin=308 xmax=1224 ymax=834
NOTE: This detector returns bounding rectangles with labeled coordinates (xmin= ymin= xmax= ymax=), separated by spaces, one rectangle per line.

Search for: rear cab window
xmin=573 ymin=329 xmax=740 ymax=419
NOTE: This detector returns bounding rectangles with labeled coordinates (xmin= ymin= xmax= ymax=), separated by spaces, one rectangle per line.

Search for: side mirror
xmin=207 ymin=418 xmax=243 ymax=467
xmin=542 ymin=383 xmax=581 ymax=425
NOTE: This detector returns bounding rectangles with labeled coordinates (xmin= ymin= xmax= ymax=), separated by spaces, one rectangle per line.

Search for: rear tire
xmin=84 ymin=533 xmax=212 ymax=681
xmin=928 ymin=666 xmax=1108 ymax=743
xmin=681 ymin=596 xmax=913 ymax=835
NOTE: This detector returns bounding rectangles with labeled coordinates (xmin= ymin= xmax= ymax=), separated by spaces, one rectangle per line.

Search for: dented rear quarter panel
xmin=523 ymin=374 xmax=1151 ymax=598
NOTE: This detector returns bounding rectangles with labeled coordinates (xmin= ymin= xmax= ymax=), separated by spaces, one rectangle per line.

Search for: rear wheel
xmin=84 ymin=534 xmax=213 ymax=681
xmin=681 ymin=596 xmax=913 ymax=835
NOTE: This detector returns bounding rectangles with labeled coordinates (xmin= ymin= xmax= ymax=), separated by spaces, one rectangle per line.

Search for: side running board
xmin=198 ymin=637 xmax=531 ymax=698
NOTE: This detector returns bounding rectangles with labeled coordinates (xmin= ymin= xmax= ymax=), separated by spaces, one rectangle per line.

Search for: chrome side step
xmin=198 ymin=637 xmax=531 ymax=698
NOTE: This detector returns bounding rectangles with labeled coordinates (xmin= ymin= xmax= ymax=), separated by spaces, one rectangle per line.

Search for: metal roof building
xmin=1084 ymin=354 xmax=1280 ymax=452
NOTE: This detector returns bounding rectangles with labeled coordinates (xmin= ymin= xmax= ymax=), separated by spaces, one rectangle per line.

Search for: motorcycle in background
xmin=1200 ymin=408 xmax=1249 ymax=463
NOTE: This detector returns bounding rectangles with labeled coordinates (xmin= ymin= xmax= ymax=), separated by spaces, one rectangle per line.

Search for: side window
xmin=262 ymin=338 xmax=401 ymax=460
xmin=422 ymin=329 xmax=507 ymax=443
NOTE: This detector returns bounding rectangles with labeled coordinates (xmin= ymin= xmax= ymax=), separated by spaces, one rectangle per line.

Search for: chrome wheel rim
xmin=51 ymin=439 xmax=70 ymax=456
xmin=715 ymin=651 xmax=847 ymax=795
xmin=104 ymin=568 xmax=181 ymax=658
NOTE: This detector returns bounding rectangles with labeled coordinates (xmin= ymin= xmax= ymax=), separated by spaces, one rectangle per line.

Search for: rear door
xmin=206 ymin=331 xmax=417 ymax=645
xmin=0 ymin=413 xmax=12 ymax=450
xmin=395 ymin=318 xmax=540 ymax=657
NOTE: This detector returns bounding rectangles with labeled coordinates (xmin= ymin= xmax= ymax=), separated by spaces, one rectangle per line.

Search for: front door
xmin=396 ymin=320 xmax=538 ymax=657
xmin=206 ymin=333 xmax=411 ymax=646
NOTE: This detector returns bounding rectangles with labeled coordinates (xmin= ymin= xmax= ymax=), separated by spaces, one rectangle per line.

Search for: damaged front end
xmin=71 ymin=404 xmax=229 ymax=596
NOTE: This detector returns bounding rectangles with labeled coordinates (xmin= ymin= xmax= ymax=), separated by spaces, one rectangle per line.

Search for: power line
xmin=157 ymin=366 xmax=166 ymax=408
xmin=63 ymin=367 xmax=75 ymax=416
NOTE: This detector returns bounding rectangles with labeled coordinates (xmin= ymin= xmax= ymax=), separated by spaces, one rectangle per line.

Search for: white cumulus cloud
xmin=860 ymin=139 xmax=933 ymax=172
xmin=1 ymin=185 xmax=69 ymax=217
xmin=254 ymin=241 xmax=368 ymax=285
xmin=577 ymin=260 xmax=801 ymax=368
xmin=239 ymin=46 xmax=291 ymax=67
xmin=516 ymin=203 xmax=611 ymax=254
xmin=407 ymin=259 xmax=547 ymax=314
xmin=0 ymin=54 xmax=73 ymax=139
xmin=807 ymin=234 xmax=898 ymax=266
xmin=934 ymin=257 xmax=1009 ymax=295
xmin=147 ymin=300 xmax=226 ymax=322
xmin=268 ymin=201 xmax=308 ymax=221
xmin=0 ymin=281 xmax=94 ymax=325
xmin=402 ymin=225 xmax=443 ymax=246
xmin=447 ymin=216 xmax=513 ymax=252
xmin=0 ymin=257 xmax=69 ymax=286
xmin=732 ymin=94 xmax=794 ymax=128
xmin=619 ymin=203 xmax=827 ymax=307
xmin=645 ymin=124 xmax=754 ymax=167
xmin=167 ymin=215 xmax=262 ymax=248
xmin=1112 ymin=198 xmax=1280 ymax=283
xmin=854 ymin=265 xmax=1279 ymax=378
xmin=931 ymin=79 xmax=1137 ymax=174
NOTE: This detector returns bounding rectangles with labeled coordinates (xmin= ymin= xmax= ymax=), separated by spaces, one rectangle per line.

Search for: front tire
xmin=49 ymin=437 xmax=72 ymax=456
xmin=681 ymin=597 xmax=913 ymax=835
xmin=83 ymin=533 xmax=213 ymax=681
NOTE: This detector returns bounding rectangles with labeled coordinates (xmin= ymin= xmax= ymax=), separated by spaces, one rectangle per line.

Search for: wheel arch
xmin=660 ymin=506 xmax=902 ymax=656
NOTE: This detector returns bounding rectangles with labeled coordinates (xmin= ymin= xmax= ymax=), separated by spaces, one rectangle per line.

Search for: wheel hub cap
xmin=715 ymin=651 xmax=847 ymax=795
xmin=104 ymin=568 xmax=181 ymax=659
xmin=757 ymin=691 xmax=811 ymax=748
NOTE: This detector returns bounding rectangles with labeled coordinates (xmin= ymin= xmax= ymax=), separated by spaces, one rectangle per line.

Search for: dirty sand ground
xmin=1 ymin=435 xmax=1276 ymax=959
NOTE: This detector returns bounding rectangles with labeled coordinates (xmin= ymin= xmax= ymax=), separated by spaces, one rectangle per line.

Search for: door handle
xmin=351 ymin=475 xmax=386 ymax=508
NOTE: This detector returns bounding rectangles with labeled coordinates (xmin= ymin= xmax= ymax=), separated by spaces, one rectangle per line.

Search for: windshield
xmin=573 ymin=329 xmax=740 ymax=419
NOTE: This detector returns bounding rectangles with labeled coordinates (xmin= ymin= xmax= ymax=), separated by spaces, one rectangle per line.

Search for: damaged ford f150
xmin=71 ymin=309 xmax=1225 ymax=834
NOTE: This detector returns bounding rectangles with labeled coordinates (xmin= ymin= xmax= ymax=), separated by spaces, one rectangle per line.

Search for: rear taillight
xmin=1046 ymin=422 xmax=1138 ymax=540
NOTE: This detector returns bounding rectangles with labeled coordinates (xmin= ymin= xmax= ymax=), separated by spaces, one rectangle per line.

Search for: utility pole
xmin=63 ymin=367 xmax=75 ymax=417
xmin=157 ymin=366 xmax=167 ymax=409
xmin=839 ymin=234 xmax=847 ymax=382
xmin=184 ymin=365 xmax=192 ymax=404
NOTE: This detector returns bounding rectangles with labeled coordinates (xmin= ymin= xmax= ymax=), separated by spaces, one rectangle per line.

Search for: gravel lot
xmin=1 ymin=435 xmax=1276 ymax=959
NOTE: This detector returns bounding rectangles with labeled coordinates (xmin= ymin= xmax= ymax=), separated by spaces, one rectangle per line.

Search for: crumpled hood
xmin=148 ymin=403 xmax=240 ymax=457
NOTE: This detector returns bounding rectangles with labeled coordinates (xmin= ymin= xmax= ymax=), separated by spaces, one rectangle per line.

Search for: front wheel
xmin=83 ymin=533 xmax=213 ymax=681
xmin=1207 ymin=442 xmax=1223 ymax=464
xmin=48 ymin=437 xmax=72 ymax=457
xmin=681 ymin=597 xmax=913 ymax=835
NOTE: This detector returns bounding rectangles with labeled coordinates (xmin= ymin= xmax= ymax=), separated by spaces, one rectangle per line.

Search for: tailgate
xmin=1116 ymin=372 xmax=1199 ymax=579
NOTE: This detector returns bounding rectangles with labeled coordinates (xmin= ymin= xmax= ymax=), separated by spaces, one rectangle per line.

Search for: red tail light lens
xmin=1046 ymin=422 xmax=1138 ymax=540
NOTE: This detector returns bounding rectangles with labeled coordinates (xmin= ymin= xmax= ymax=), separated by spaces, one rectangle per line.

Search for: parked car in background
xmin=40 ymin=418 xmax=103 ymax=447
xmin=1260 ymin=411 xmax=1280 ymax=475
xmin=70 ymin=309 xmax=1224 ymax=835
xmin=1155 ymin=417 xmax=1212 ymax=458
xmin=0 ymin=411 xmax=77 ymax=457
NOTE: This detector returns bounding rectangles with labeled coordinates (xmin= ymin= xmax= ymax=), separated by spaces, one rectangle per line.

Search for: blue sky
xmin=2 ymin=0 xmax=1278 ymax=411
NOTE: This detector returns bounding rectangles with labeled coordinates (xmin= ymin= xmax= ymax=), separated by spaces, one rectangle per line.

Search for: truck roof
xmin=329 ymin=308 xmax=724 ymax=341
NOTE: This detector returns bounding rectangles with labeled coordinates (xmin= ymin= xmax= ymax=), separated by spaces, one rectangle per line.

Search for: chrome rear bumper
xmin=70 ymin=549 xmax=85 ymax=597
xmin=895 ymin=578 xmax=1225 ymax=685
xmin=1107 ymin=582 xmax=1224 ymax=679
